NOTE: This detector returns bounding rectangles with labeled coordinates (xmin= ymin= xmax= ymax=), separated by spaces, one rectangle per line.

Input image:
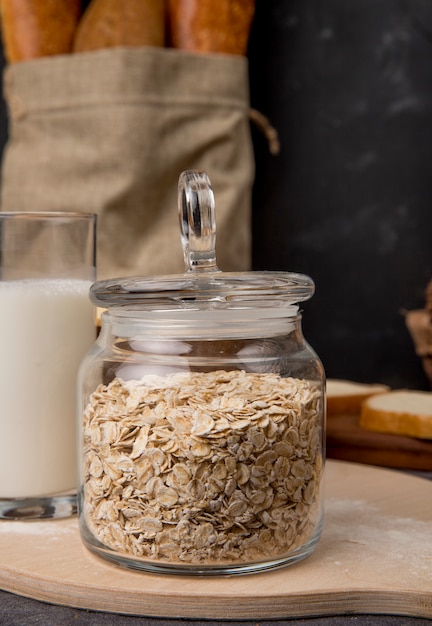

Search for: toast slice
xmin=360 ymin=390 xmax=432 ymax=439
xmin=326 ymin=379 xmax=389 ymax=416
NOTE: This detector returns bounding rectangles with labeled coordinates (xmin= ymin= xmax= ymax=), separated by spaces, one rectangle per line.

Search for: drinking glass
xmin=0 ymin=212 xmax=96 ymax=519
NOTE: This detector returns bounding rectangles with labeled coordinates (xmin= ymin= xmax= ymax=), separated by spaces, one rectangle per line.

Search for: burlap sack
xmin=0 ymin=46 xmax=254 ymax=279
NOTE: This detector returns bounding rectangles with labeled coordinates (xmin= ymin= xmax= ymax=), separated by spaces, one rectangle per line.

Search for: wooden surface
xmin=0 ymin=460 xmax=431 ymax=620
xmin=326 ymin=414 xmax=432 ymax=470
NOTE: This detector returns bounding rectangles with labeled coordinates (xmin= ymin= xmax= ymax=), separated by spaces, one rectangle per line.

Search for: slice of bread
xmin=360 ymin=390 xmax=432 ymax=439
xmin=327 ymin=379 xmax=389 ymax=416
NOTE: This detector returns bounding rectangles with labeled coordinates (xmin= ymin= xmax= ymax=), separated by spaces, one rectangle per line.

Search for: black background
xmin=0 ymin=0 xmax=431 ymax=390
xmin=248 ymin=0 xmax=432 ymax=390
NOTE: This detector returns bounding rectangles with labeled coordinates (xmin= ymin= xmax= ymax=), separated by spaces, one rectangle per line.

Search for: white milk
xmin=0 ymin=279 xmax=95 ymax=498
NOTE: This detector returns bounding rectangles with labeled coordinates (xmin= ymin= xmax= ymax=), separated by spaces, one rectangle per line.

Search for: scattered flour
xmin=324 ymin=498 xmax=432 ymax=580
xmin=0 ymin=520 xmax=75 ymax=536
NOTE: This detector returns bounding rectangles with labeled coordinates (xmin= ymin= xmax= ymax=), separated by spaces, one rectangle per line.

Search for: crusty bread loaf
xmin=73 ymin=0 xmax=165 ymax=53
xmin=0 ymin=0 xmax=82 ymax=62
xmin=168 ymin=0 xmax=255 ymax=55
xmin=326 ymin=379 xmax=389 ymax=416
xmin=360 ymin=390 xmax=432 ymax=439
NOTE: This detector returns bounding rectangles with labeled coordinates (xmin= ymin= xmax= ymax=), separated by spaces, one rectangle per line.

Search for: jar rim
xmin=101 ymin=305 xmax=301 ymax=340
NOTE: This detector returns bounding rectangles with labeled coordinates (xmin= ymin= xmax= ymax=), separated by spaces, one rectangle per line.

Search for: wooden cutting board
xmin=0 ymin=460 xmax=431 ymax=620
xmin=326 ymin=414 xmax=432 ymax=470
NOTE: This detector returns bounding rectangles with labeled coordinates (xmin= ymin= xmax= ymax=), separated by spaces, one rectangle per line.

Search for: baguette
xmin=360 ymin=390 xmax=432 ymax=439
xmin=168 ymin=0 xmax=255 ymax=56
xmin=0 ymin=0 xmax=82 ymax=62
xmin=73 ymin=0 xmax=165 ymax=53
xmin=326 ymin=379 xmax=389 ymax=416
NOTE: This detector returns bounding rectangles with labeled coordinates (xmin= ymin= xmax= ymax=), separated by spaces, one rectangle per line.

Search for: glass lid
xmin=90 ymin=170 xmax=314 ymax=311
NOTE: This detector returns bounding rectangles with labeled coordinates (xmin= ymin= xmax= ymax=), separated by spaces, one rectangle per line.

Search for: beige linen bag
xmin=0 ymin=46 xmax=254 ymax=279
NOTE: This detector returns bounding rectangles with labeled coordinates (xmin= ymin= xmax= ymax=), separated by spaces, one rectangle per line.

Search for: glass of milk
xmin=0 ymin=212 xmax=96 ymax=519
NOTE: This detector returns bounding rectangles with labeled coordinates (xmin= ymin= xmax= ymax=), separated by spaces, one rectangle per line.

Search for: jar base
xmin=79 ymin=517 xmax=323 ymax=576
xmin=0 ymin=494 xmax=77 ymax=520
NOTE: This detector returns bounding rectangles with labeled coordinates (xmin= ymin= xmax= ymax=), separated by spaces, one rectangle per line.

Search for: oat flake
xmin=82 ymin=370 xmax=323 ymax=565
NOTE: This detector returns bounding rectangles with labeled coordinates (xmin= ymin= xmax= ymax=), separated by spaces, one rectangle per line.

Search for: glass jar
xmin=78 ymin=171 xmax=325 ymax=575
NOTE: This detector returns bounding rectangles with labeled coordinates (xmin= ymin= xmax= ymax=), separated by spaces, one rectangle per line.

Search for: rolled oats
xmin=82 ymin=370 xmax=323 ymax=565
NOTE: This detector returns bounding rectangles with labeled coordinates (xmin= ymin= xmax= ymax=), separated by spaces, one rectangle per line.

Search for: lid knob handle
xmin=178 ymin=170 xmax=220 ymax=273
